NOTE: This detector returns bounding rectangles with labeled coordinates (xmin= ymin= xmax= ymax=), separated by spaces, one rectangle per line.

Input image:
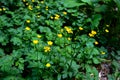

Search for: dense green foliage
xmin=0 ymin=0 xmax=120 ymax=80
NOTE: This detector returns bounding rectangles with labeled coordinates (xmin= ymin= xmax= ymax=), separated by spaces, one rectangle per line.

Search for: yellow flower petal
xmin=94 ymin=41 xmax=99 ymax=45
xmin=101 ymin=51 xmax=106 ymax=54
xmin=47 ymin=41 xmax=53 ymax=46
xmin=25 ymin=27 xmax=31 ymax=30
xmin=105 ymin=29 xmax=109 ymax=33
xmin=79 ymin=27 xmax=83 ymax=30
xmin=57 ymin=34 xmax=62 ymax=38
xmin=68 ymin=37 xmax=71 ymax=41
xmin=26 ymin=19 xmax=31 ymax=23
xmin=89 ymin=33 xmax=94 ymax=37
xmin=63 ymin=11 xmax=67 ymax=15
xmin=106 ymin=24 xmax=109 ymax=27
xmin=91 ymin=30 xmax=97 ymax=35
xmin=33 ymin=40 xmax=39 ymax=44
xmin=44 ymin=46 xmax=50 ymax=52
xmin=46 ymin=63 xmax=51 ymax=67
xmin=37 ymin=35 xmax=42 ymax=38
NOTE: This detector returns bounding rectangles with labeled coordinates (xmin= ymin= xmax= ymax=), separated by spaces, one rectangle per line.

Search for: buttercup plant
xmin=0 ymin=0 xmax=120 ymax=80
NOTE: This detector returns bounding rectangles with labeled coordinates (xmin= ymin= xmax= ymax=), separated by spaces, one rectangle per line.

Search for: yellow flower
xmin=37 ymin=35 xmax=42 ymax=38
xmin=57 ymin=34 xmax=62 ymax=38
xmin=89 ymin=33 xmax=94 ymax=37
xmin=41 ymin=1 xmax=44 ymax=4
xmin=50 ymin=16 xmax=53 ymax=19
xmin=33 ymin=40 xmax=39 ymax=44
xmin=47 ymin=41 xmax=53 ymax=46
xmin=31 ymin=0 xmax=34 ymax=2
xmin=68 ymin=37 xmax=71 ymax=41
xmin=44 ymin=46 xmax=50 ymax=52
xmin=37 ymin=15 xmax=41 ymax=18
xmin=79 ymin=27 xmax=83 ymax=30
xmin=0 ymin=8 xmax=2 ymax=11
xmin=3 ymin=8 xmax=6 ymax=11
xmin=46 ymin=63 xmax=51 ymax=67
xmin=94 ymin=41 xmax=99 ymax=45
xmin=26 ymin=3 xmax=29 ymax=5
xmin=64 ymin=26 xmax=73 ymax=34
xmin=106 ymin=24 xmax=109 ymax=27
xmin=25 ymin=27 xmax=31 ymax=30
xmin=36 ymin=6 xmax=40 ymax=9
xmin=105 ymin=29 xmax=109 ymax=33
xmin=63 ymin=11 xmax=67 ymax=15
xmin=54 ymin=14 xmax=60 ymax=20
xmin=46 ymin=6 xmax=48 ymax=10
xmin=28 ymin=5 xmax=33 ymax=10
xmin=54 ymin=16 xmax=59 ymax=20
xmin=55 ymin=14 xmax=60 ymax=18
xmin=26 ymin=19 xmax=31 ymax=23
xmin=101 ymin=51 xmax=106 ymax=54
xmin=91 ymin=30 xmax=97 ymax=35
xmin=23 ymin=0 xmax=26 ymax=2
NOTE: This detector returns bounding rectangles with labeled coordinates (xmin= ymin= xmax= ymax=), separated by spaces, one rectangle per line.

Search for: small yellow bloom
xmin=41 ymin=1 xmax=44 ymax=4
xmin=101 ymin=51 xmax=106 ymax=54
xmin=64 ymin=26 xmax=73 ymax=34
xmin=89 ymin=33 xmax=94 ymax=37
xmin=26 ymin=19 xmax=31 ymax=23
xmin=46 ymin=6 xmax=48 ymax=10
xmin=47 ymin=41 xmax=53 ymax=46
xmin=23 ymin=0 xmax=26 ymax=2
xmin=46 ymin=63 xmax=51 ymax=67
xmin=79 ymin=27 xmax=83 ymax=30
xmin=33 ymin=40 xmax=39 ymax=44
xmin=54 ymin=14 xmax=60 ymax=20
xmin=50 ymin=16 xmax=53 ymax=19
xmin=31 ymin=0 xmax=34 ymax=2
xmin=94 ymin=41 xmax=99 ymax=45
xmin=37 ymin=15 xmax=41 ymax=18
xmin=36 ymin=6 xmax=40 ymax=9
xmin=37 ymin=35 xmax=42 ymax=38
xmin=63 ymin=12 xmax=67 ymax=15
xmin=44 ymin=46 xmax=50 ymax=52
xmin=68 ymin=37 xmax=71 ymax=41
xmin=55 ymin=14 xmax=60 ymax=18
xmin=91 ymin=30 xmax=97 ymax=35
xmin=26 ymin=3 xmax=29 ymax=5
xmin=106 ymin=24 xmax=109 ymax=27
xmin=54 ymin=16 xmax=59 ymax=20
xmin=57 ymin=34 xmax=62 ymax=38
xmin=28 ymin=5 xmax=33 ymax=10
xmin=3 ymin=8 xmax=6 ymax=11
xmin=105 ymin=29 xmax=109 ymax=33
xmin=0 ymin=8 xmax=2 ymax=11
xmin=25 ymin=27 xmax=31 ymax=30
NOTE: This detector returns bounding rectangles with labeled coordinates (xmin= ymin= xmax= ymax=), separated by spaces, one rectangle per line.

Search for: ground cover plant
xmin=0 ymin=0 xmax=120 ymax=80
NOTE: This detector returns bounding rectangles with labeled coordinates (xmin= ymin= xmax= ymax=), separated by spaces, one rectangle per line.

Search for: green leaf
xmin=94 ymin=5 xmax=107 ymax=12
xmin=92 ymin=48 xmax=100 ymax=55
xmin=114 ymin=0 xmax=120 ymax=11
xmin=57 ymin=74 xmax=61 ymax=80
xmin=0 ymin=49 xmax=4 ymax=56
xmin=63 ymin=0 xmax=86 ymax=8
xmin=91 ymin=14 xmax=102 ymax=28
xmin=81 ymin=0 xmax=92 ymax=5
xmin=39 ymin=26 xmax=51 ymax=33
xmin=10 ymin=37 xmax=22 ymax=46
xmin=92 ymin=58 xmax=100 ymax=64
